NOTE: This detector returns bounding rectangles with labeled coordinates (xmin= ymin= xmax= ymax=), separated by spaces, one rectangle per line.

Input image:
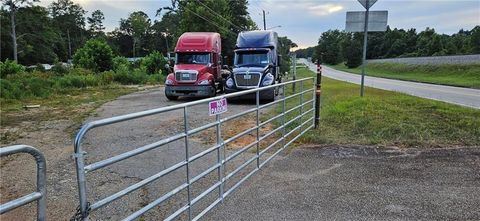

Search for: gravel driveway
xmin=1 ymin=86 xmax=271 ymax=220
xmin=77 ymin=87 xmax=273 ymax=220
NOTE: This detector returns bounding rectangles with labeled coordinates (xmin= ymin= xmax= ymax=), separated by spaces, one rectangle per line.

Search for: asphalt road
xmin=206 ymin=146 xmax=480 ymax=220
xmin=300 ymin=58 xmax=480 ymax=109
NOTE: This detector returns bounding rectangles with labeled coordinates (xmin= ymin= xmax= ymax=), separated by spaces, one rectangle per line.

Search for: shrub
xmin=131 ymin=58 xmax=142 ymax=70
xmin=99 ymin=71 xmax=115 ymax=85
xmin=113 ymin=67 xmax=148 ymax=85
xmin=26 ymin=77 xmax=55 ymax=98
xmin=73 ymin=39 xmax=114 ymax=72
xmin=35 ymin=63 xmax=46 ymax=72
xmin=142 ymin=51 xmax=167 ymax=75
xmin=112 ymin=56 xmax=130 ymax=71
xmin=0 ymin=79 xmax=24 ymax=99
xmin=51 ymin=62 xmax=69 ymax=75
xmin=56 ymin=74 xmax=102 ymax=88
xmin=69 ymin=68 xmax=94 ymax=76
xmin=146 ymin=74 xmax=165 ymax=84
xmin=0 ymin=59 xmax=25 ymax=78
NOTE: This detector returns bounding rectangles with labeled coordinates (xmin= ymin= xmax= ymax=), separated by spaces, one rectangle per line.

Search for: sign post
xmin=360 ymin=0 xmax=371 ymax=97
xmin=345 ymin=0 xmax=387 ymax=97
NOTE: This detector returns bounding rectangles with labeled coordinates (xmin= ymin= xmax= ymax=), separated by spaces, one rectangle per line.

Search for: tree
xmin=150 ymin=8 xmax=180 ymax=55
xmin=14 ymin=6 xmax=59 ymax=64
xmin=343 ymin=33 xmax=363 ymax=68
xmin=73 ymin=39 xmax=114 ymax=72
xmin=2 ymin=0 xmax=38 ymax=62
xmin=470 ymin=26 xmax=480 ymax=54
xmin=88 ymin=9 xmax=105 ymax=37
xmin=278 ymin=36 xmax=296 ymax=74
xmin=177 ymin=0 xmax=231 ymax=54
xmin=120 ymin=11 xmax=151 ymax=57
xmin=49 ymin=0 xmax=87 ymax=60
xmin=317 ymin=30 xmax=345 ymax=65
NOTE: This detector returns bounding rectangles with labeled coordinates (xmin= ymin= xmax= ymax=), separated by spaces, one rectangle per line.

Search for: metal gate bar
xmin=0 ymin=145 xmax=47 ymax=221
xmin=74 ymin=77 xmax=315 ymax=220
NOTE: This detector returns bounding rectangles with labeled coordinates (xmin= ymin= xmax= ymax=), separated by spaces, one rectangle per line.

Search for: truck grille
xmin=235 ymin=73 xmax=261 ymax=87
xmin=175 ymin=71 xmax=198 ymax=82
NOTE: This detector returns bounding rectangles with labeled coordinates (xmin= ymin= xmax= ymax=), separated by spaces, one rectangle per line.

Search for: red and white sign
xmin=209 ymin=98 xmax=228 ymax=116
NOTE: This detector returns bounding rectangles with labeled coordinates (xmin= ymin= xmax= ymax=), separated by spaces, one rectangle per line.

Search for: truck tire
xmin=166 ymin=95 xmax=178 ymax=100
xmin=262 ymin=89 xmax=275 ymax=102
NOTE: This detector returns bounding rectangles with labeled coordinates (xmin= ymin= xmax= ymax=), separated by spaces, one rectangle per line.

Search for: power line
xmin=183 ymin=6 xmax=238 ymax=36
xmin=195 ymin=0 xmax=244 ymax=31
xmin=250 ymin=0 xmax=264 ymax=11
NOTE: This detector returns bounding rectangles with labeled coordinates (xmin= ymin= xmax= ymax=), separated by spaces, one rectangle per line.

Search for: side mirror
xmin=207 ymin=63 xmax=212 ymax=68
xmin=164 ymin=64 xmax=170 ymax=69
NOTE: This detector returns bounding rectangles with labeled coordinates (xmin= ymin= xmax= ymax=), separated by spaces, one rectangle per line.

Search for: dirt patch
xmin=0 ymin=87 xmax=139 ymax=220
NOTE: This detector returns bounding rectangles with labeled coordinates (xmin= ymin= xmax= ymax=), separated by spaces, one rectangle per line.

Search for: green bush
xmin=26 ymin=77 xmax=55 ymax=98
xmin=69 ymin=68 xmax=94 ymax=76
xmin=112 ymin=67 xmax=149 ymax=85
xmin=56 ymin=74 xmax=101 ymax=88
xmin=35 ymin=63 xmax=46 ymax=72
xmin=73 ymin=39 xmax=114 ymax=72
xmin=51 ymin=62 xmax=69 ymax=75
xmin=99 ymin=71 xmax=115 ymax=85
xmin=0 ymin=59 xmax=25 ymax=78
xmin=147 ymin=74 xmax=165 ymax=84
xmin=112 ymin=56 xmax=130 ymax=71
xmin=0 ymin=79 xmax=23 ymax=99
xmin=142 ymin=51 xmax=167 ymax=75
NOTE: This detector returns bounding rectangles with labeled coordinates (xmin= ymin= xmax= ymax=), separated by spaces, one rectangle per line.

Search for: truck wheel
xmin=263 ymin=89 xmax=275 ymax=102
xmin=166 ymin=95 xmax=178 ymax=100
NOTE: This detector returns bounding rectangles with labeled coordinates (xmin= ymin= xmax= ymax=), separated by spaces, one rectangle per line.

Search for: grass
xmin=330 ymin=63 xmax=480 ymax=89
xmin=282 ymin=67 xmax=480 ymax=147
xmin=0 ymin=85 xmax=138 ymax=143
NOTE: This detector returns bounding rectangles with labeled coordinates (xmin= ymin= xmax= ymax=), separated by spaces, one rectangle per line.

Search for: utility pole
xmin=262 ymin=10 xmax=266 ymax=30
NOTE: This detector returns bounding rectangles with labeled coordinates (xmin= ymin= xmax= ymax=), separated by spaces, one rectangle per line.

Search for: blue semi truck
xmin=224 ymin=30 xmax=281 ymax=101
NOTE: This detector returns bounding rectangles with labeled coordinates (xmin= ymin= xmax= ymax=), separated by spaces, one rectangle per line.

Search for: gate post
xmin=314 ymin=60 xmax=322 ymax=129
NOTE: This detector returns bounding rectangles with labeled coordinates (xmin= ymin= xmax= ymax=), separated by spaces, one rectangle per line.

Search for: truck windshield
xmin=235 ymin=51 xmax=270 ymax=67
xmin=176 ymin=53 xmax=211 ymax=64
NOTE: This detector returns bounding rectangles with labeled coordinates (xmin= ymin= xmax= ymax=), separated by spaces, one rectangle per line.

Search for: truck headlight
xmin=198 ymin=80 xmax=210 ymax=85
xmin=226 ymin=78 xmax=234 ymax=88
xmin=165 ymin=79 xmax=174 ymax=85
xmin=262 ymin=73 xmax=274 ymax=86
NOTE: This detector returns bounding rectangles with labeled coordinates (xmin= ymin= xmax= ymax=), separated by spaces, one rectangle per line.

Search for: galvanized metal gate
xmin=0 ymin=145 xmax=47 ymax=221
xmin=73 ymin=77 xmax=315 ymax=220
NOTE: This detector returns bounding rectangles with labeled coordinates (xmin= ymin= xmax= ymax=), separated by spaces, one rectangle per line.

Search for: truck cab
xmin=224 ymin=30 xmax=281 ymax=101
xmin=165 ymin=32 xmax=223 ymax=100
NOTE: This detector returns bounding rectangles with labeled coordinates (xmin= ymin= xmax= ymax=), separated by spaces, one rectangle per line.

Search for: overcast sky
xmin=39 ymin=0 xmax=480 ymax=48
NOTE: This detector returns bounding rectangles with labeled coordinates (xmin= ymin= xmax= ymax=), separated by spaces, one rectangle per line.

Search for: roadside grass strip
xmin=284 ymin=67 xmax=480 ymax=147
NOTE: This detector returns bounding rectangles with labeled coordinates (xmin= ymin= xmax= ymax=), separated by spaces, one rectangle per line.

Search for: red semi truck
xmin=165 ymin=32 xmax=227 ymax=100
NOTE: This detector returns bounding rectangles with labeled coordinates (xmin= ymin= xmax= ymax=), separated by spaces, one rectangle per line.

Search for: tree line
xmin=295 ymin=26 xmax=480 ymax=68
xmin=2 ymin=0 xmax=295 ymax=67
